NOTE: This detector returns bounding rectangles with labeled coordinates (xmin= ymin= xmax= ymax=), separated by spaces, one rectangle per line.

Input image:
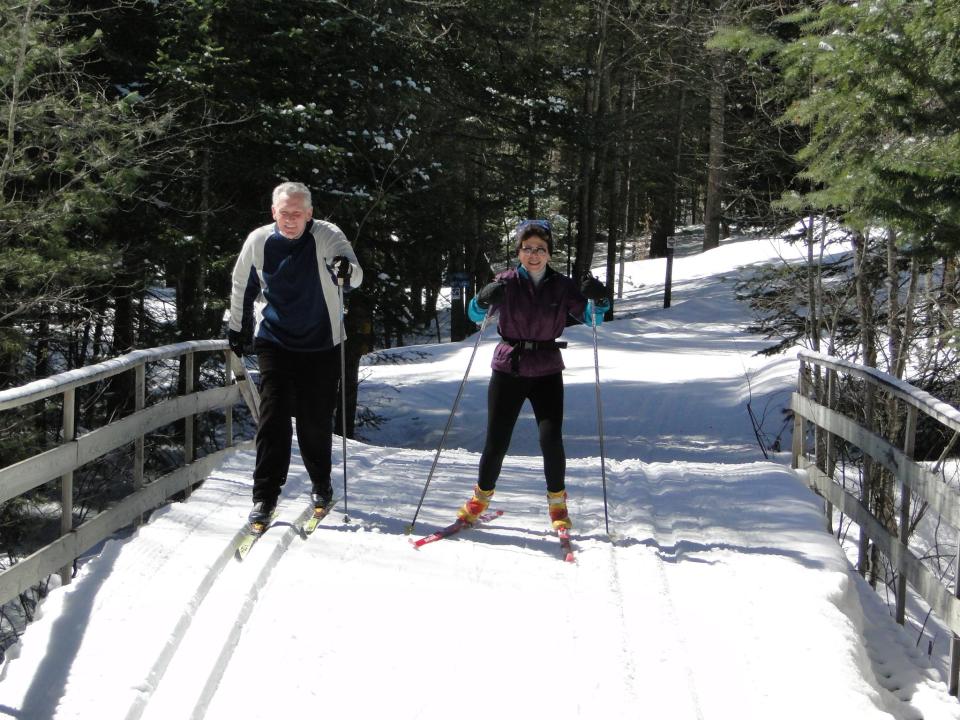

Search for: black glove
xmin=227 ymin=328 xmax=252 ymax=357
xmin=331 ymin=255 xmax=352 ymax=282
xmin=476 ymin=280 xmax=506 ymax=309
xmin=580 ymin=275 xmax=607 ymax=302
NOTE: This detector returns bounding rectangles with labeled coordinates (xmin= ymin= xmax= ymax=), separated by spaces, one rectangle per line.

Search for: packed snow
xmin=2 ymin=233 xmax=959 ymax=720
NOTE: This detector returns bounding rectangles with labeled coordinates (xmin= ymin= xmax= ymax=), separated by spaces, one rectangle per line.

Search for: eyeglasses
xmin=519 ymin=246 xmax=549 ymax=256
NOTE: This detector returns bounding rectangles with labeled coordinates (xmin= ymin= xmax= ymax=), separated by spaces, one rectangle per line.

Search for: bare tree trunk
xmin=940 ymin=255 xmax=958 ymax=340
xmin=573 ymin=0 xmax=609 ymax=280
xmin=883 ymin=235 xmax=923 ymax=548
xmin=575 ymin=150 xmax=596 ymax=277
xmin=895 ymin=257 xmax=920 ymax=381
xmin=618 ymin=75 xmax=637 ymax=300
xmin=887 ymin=230 xmax=906 ymax=379
xmin=807 ymin=214 xmax=820 ymax=353
xmin=649 ymin=0 xmax=690 ymax=258
xmin=341 ymin=287 xmax=372 ymax=439
xmin=852 ymin=230 xmax=880 ymax=582
xmin=110 ymin=250 xmax=138 ymax=419
xmin=35 ymin=309 xmax=50 ymax=379
xmin=702 ymin=45 xmax=726 ymax=251
xmin=603 ymin=69 xmax=628 ymax=316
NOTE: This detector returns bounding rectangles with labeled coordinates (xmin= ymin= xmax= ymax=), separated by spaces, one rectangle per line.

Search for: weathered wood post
xmin=824 ymin=368 xmax=837 ymax=534
xmin=183 ymin=351 xmax=195 ymax=499
xmin=134 ymin=364 xmax=145 ymax=486
xmin=663 ymin=236 xmax=675 ymax=309
xmin=225 ymin=350 xmax=234 ymax=448
xmin=792 ymin=359 xmax=806 ymax=470
xmin=59 ymin=388 xmax=75 ymax=586
xmin=895 ymin=404 xmax=917 ymax=625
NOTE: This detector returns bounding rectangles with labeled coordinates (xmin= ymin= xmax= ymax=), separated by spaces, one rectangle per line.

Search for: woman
xmin=458 ymin=218 xmax=608 ymax=529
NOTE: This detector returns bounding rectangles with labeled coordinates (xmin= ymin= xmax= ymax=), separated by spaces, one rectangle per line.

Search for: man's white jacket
xmin=229 ymin=219 xmax=363 ymax=350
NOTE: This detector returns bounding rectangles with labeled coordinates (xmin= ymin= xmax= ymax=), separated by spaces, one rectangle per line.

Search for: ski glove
xmin=331 ymin=255 xmax=352 ymax=282
xmin=586 ymin=300 xmax=609 ymax=327
xmin=467 ymin=298 xmax=488 ymax=324
xmin=476 ymin=280 xmax=506 ymax=309
xmin=580 ymin=275 xmax=607 ymax=302
xmin=228 ymin=328 xmax=253 ymax=357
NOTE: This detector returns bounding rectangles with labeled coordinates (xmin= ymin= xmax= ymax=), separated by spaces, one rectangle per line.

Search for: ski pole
xmin=590 ymin=307 xmax=611 ymax=536
xmin=404 ymin=313 xmax=490 ymax=534
xmin=337 ymin=279 xmax=350 ymax=523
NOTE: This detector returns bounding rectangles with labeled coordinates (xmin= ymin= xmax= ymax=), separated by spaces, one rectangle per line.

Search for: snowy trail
xmin=200 ymin=462 xmax=698 ymax=720
xmin=25 ymin=445 xmax=925 ymax=720
xmin=3 ymin=235 xmax=960 ymax=719
xmin=136 ymin=447 xmax=397 ymax=720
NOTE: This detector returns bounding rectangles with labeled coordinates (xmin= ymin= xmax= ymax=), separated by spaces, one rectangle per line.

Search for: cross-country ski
xmin=300 ymin=498 xmax=339 ymax=536
xmin=410 ymin=509 xmax=505 ymax=549
xmin=234 ymin=514 xmax=276 ymax=561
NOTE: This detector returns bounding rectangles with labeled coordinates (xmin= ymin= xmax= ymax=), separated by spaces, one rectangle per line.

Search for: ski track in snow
xmin=136 ymin=447 xmax=396 ymax=720
xmin=9 ymin=448 xmax=939 ymax=720
xmin=3 ymin=236 xmax=960 ymax=720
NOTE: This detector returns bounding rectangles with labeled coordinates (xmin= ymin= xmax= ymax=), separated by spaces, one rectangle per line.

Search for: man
xmin=228 ymin=182 xmax=363 ymax=526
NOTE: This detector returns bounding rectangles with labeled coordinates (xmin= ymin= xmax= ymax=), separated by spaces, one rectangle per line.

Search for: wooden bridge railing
xmin=791 ymin=349 xmax=960 ymax=694
xmin=0 ymin=340 xmax=258 ymax=607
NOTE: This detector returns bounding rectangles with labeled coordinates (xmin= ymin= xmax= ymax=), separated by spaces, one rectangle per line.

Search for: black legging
xmin=252 ymin=342 xmax=341 ymax=504
xmin=477 ymin=370 xmax=566 ymax=493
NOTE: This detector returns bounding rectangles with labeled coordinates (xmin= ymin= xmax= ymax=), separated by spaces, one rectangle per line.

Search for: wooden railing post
xmin=183 ymin=351 xmax=195 ymax=499
xmin=184 ymin=351 xmax=195 ymax=465
xmin=224 ymin=350 xmax=234 ymax=448
xmin=133 ymin=362 xmax=146 ymax=527
xmin=792 ymin=359 xmax=806 ymax=470
xmin=59 ymin=388 xmax=75 ymax=586
xmin=895 ymin=405 xmax=917 ymax=625
xmin=824 ymin=367 xmax=836 ymax=534
xmin=134 ymin=363 xmax=145 ymax=488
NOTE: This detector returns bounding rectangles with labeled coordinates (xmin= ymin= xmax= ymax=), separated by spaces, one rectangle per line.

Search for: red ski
xmin=411 ymin=510 xmax=504 ymax=549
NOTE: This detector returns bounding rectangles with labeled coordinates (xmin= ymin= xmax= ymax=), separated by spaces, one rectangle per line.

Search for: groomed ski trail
xmin=134 ymin=449 xmax=391 ymax=720
xmin=2 ymin=445 xmax=956 ymax=720
xmin=4 ymin=235 xmax=960 ymax=720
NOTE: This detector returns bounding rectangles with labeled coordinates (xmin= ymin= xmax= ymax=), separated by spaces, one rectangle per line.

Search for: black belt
xmin=501 ymin=337 xmax=568 ymax=374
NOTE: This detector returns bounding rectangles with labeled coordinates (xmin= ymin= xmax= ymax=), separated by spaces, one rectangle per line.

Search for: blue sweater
xmin=229 ymin=219 xmax=364 ymax=351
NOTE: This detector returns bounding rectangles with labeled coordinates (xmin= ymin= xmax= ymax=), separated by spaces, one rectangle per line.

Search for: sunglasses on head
xmin=516 ymin=219 xmax=553 ymax=235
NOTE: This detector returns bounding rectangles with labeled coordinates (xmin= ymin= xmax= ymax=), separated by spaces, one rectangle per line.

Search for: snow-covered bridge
xmin=2 ymin=237 xmax=959 ymax=720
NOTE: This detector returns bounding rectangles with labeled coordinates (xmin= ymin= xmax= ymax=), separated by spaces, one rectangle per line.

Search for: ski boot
xmin=547 ymin=489 xmax=572 ymax=529
xmin=311 ymin=484 xmax=333 ymax=510
xmin=457 ymin=485 xmax=495 ymax=525
xmin=248 ymin=499 xmax=277 ymax=532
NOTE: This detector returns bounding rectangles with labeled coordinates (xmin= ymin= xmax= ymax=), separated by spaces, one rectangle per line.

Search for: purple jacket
xmin=487 ymin=266 xmax=588 ymax=377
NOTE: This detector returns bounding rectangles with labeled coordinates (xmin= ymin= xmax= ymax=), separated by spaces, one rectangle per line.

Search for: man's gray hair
xmin=272 ymin=182 xmax=312 ymax=208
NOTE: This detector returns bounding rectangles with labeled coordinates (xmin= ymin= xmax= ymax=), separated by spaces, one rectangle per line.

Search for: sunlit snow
xmin=2 ymin=234 xmax=958 ymax=720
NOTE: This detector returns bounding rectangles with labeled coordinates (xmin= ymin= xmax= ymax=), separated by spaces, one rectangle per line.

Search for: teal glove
xmin=586 ymin=300 xmax=608 ymax=327
xmin=467 ymin=297 xmax=488 ymax=324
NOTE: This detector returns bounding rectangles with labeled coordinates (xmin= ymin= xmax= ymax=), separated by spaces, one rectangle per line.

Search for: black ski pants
xmin=477 ymin=370 xmax=566 ymax=494
xmin=252 ymin=342 xmax=341 ymax=505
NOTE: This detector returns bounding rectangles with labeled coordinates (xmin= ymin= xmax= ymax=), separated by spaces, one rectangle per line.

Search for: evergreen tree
xmin=0 ymin=0 xmax=173 ymax=388
xmin=780 ymin=1 xmax=960 ymax=255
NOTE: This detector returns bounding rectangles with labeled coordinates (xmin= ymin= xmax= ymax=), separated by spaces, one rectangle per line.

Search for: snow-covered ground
xmin=2 ymin=233 xmax=959 ymax=720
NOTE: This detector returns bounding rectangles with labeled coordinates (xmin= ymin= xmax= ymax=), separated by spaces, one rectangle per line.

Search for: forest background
xmin=2 ymin=0 xmax=960 ymax=649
